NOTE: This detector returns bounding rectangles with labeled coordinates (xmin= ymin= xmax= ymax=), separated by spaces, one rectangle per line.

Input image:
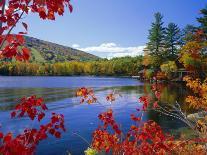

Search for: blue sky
xmin=15 ymin=0 xmax=206 ymax=58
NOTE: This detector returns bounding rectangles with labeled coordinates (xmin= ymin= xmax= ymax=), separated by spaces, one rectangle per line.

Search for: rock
xmin=187 ymin=111 xmax=207 ymax=121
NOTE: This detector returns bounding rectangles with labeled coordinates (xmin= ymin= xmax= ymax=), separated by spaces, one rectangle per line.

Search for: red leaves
xmin=1 ymin=103 xmax=65 ymax=155
xmin=106 ymin=91 xmax=121 ymax=103
xmin=3 ymin=133 xmax=13 ymax=143
xmin=32 ymin=0 xmax=73 ymax=20
xmin=153 ymin=101 xmax=159 ymax=108
xmin=106 ymin=94 xmax=116 ymax=102
xmin=11 ymin=96 xmax=47 ymax=121
xmin=98 ymin=109 xmax=121 ymax=135
xmin=155 ymin=91 xmax=161 ymax=99
xmin=38 ymin=7 xmax=47 ymax=19
xmin=92 ymin=129 xmax=119 ymax=153
xmin=92 ymin=110 xmax=175 ymax=155
xmin=54 ymin=131 xmax=61 ymax=138
xmin=0 ymin=34 xmax=30 ymax=61
xmin=0 ymin=0 xmax=72 ymax=153
xmin=139 ymin=96 xmax=150 ymax=111
xmin=0 ymin=130 xmax=37 ymax=155
xmin=21 ymin=47 xmax=30 ymax=60
xmin=0 ymin=119 xmax=65 ymax=155
xmin=0 ymin=0 xmax=73 ymax=61
xmin=76 ymin=87 xmax=121 ymax=105
xmin=76 ymin=87 xmax=97 ymax=104
xmin=139 ymin=83 xmax=161 ymax=110
xmin=10 ymin=111 xmax=16 ymax=118
xmin=68 ymin=3 xmax=73 ymax=13
xmin=151 ymin=83 xmax=162 ymax=109
xmin=130 ymin=114 xmax=141 ymax=122
xmin=0 ymin=0 xmax=5 ymax=7
xmin=38 ymin=112 xmax=45 ymax=122
xmin=0 ymin=132 xmax=3 ymax=139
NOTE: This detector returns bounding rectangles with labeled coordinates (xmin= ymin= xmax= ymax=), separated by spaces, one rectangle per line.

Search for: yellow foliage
xmin=184 ymin=76 xmax=207 ymax=110
xmin=184 ymin=76 xmax=207 ymax=137
xmin=160 ymin=61 xmax=177 ymax=79
xmin=179 ymin=41 xmax=202 ymax=71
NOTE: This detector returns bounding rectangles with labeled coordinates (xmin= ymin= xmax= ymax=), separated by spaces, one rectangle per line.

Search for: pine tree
xmin=147 ymin=12 xmax=165 ymax=57
xmin=165 ymin=23 xmax=182 ymax=60
xmin=197 ymin=5 xmax=207 ymax=33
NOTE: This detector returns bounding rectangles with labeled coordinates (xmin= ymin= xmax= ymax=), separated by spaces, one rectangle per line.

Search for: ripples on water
xmin=0 ymin=76 xmax=188 ymax=155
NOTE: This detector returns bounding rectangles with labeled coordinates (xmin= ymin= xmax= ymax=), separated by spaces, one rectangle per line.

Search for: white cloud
xmin=72 ymin=44 xmax=80 ymax=48
xmin=76 ymin=42 xmax=145 ymax=59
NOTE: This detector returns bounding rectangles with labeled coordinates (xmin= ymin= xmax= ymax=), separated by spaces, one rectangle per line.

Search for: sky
xmin=14 ymin=0 xmax=207 ymax=58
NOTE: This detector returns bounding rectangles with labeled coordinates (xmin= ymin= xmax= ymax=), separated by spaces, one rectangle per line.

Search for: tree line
xmin=0 ymin=56 xmax=143 ymax=76
xmin=144 ymin=8 xmax=207 ymax=80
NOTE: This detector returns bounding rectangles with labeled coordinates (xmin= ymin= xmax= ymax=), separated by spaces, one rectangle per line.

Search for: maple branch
xmin=0 ymin=10 xmax=25 ymax=50
xmin=0 ymin=0 xmax=6 ymax=29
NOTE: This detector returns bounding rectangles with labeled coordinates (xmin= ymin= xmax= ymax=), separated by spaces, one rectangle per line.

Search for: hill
xmin=24 ymin=36 xmax=99 ymax=63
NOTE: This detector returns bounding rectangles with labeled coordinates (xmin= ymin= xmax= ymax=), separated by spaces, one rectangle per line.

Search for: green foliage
xmin=84 ymin=148 xmax=98 ymax=155
xmin=164 ymin=23 xmax=182 ymax=60
xmin=160 ymin=61 xmax=177 ymax=78
xmin=144 ymin=69 xmax=154 ymax=79
xmin=147 ymin=12 xmax=165 ymax=58
xmin=30 ymin=48 xmax=45 ymax=63
xmin=150 ymin=55 xmax=163 ymax=68
xmin=182 ymin=25 xmax=197 ymax=43
xmin=197 ymin=5 xmax=207 ymax=33
xmin=0 ymin=56 xmax=143 ymax=76
xmin=179 ymin=41 xmax=202 ymax=71
xmin=24 ymin=36 xmax=99 ymax=63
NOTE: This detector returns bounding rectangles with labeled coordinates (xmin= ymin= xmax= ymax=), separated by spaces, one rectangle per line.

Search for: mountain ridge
xmin=23 ymin=36 xmax=99 ymax=63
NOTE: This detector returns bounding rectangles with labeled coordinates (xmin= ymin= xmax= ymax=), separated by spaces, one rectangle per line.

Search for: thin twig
xmin=72 ymin=132 xmax=91 ymax=146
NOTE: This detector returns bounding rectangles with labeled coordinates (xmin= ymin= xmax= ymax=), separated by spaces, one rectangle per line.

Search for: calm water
xmin=0 ymin=76 xmax=188 ymax=155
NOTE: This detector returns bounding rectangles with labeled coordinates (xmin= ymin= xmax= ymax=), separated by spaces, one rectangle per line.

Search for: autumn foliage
xmin=0 ymin=0 xmax=72 ymax=61
xmin=79 ymin=76 xmax=207 ymax=155
xmin=0 ymin=96 xmax=66 ymax=155
xmin=91 ymin=109 xmax=175 ymax=155
xmin=0 ymin=0 xmax=207 ymax=154
xmin=76 ymin=87 xmax=98 ymax=104
xmin=184 ymin=76 xmax=207 ymax=111
xmin=0 ymin=0 xmax=72 ymax=154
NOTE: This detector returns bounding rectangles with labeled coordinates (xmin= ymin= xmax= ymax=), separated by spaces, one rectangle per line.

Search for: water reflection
xmin=0 ymin=77 xmax=191 ymax=155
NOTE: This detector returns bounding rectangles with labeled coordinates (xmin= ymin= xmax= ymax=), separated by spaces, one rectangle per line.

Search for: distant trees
xmin=0 ymin=56 xmax=143 ymax=76
xmin=144 ymin=6 xmax=207 ymax=80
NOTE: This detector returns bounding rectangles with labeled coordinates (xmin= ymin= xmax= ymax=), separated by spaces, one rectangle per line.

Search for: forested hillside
xmin=24 ymin=36 xmax=99 ymax=62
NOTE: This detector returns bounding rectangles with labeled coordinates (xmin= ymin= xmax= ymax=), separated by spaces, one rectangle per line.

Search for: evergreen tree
xmin=164 ymin=23 xmax=182 ymax=60
xmin=147 ymin=12 xmax=165 ymax=57
xmin=197 ymin=5 xmax=207 ymax=33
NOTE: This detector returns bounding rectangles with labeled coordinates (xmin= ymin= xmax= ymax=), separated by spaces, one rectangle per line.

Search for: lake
xmin=0 ymin=76 xmax=189 ymax=155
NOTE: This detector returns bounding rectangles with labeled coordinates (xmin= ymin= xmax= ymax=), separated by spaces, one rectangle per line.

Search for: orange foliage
xmin=184 ymin=76 xmax=207 ymax=110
